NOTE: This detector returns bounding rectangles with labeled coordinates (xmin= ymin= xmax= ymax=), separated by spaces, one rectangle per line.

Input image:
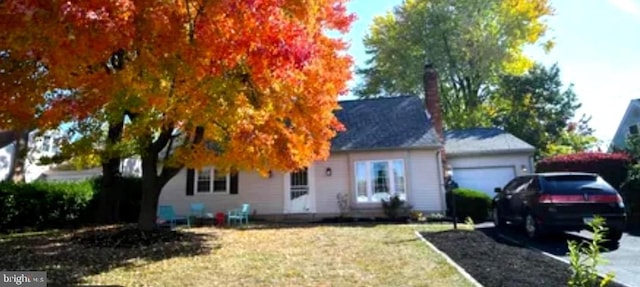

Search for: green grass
xmin=1 ymin=223 xmax=474 ymax=287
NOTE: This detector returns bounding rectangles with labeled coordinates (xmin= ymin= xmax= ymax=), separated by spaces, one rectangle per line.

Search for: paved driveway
xmin=476 ymin=223 xmax=640 ymax=287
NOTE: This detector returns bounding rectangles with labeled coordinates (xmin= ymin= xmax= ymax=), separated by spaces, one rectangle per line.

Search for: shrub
xmin=381 ymin=194 xmax=411 ymax=220
xmin=446 ymin=188 xmax=492 ymax=222
xmin=536 ymin=152 xmax=632 ymax=190
xmin=0 ymin=176 xmax=143 ymax=232
xmin=620 ymin=164 xmax=640 ymax=229
xmin=567 ymin=215 xmax=615 ymax=287
xmin=0 ymin=180 xmax=94 ymax=230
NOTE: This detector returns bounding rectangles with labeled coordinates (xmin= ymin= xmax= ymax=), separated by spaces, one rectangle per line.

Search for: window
xmin=354 ymin=159 xmax=406 ymax=203
xmin=196 ymin=167 xmax=230 ymax=193
xmin=630 ymin=125 xmax=639 ymax=135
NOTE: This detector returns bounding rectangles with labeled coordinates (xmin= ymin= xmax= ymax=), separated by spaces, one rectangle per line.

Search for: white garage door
xmin=452 ymin=167 xmax=516 ymax=198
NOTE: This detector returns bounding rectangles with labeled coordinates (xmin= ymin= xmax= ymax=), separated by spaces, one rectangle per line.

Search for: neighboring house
xmin=158 ymin=65 xmax=536 ymax=219
xmin=0 ymin=130 xmax=63 ymax=182
xmin=611 ymin=98 xmax=640 ymax=150
xmin=0 ymin=129 xmax=142 ymax=183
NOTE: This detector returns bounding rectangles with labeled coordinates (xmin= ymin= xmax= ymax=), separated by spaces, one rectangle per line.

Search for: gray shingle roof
xmin=444 ymin=128 xmax=535 ymax=155
xmin=331 ymin=96 xmax=441 ymax=151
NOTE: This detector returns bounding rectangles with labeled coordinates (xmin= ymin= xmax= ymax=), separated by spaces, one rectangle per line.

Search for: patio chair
xmin=227 ymin=203 xmax=250 ymax=226
xmin=157 ymin=205 xmax=191 ymax=229
xmin=189 ymin=202 xmax=214 ymax=226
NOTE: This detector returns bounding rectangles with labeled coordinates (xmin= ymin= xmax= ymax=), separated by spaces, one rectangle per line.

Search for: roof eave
xmin=446 ymin=148 xmax=536 ymax=157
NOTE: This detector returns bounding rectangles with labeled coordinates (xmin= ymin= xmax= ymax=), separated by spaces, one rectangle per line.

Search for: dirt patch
xmin=421 ymin=230 xmax=626 ymax=287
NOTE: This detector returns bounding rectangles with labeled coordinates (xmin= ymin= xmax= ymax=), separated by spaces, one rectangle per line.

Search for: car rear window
xmin=541 ymin=174 xmax=612 ymax=194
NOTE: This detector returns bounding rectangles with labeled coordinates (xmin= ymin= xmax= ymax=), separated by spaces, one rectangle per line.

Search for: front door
xmin=284 ymin=166 xmax=315 ymax=213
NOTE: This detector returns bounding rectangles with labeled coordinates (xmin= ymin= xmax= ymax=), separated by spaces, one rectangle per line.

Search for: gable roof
xmin=331 ymin=96 xmax=442 ymax=151
xmin=444 ymin=128 xmax=535 ymax=156
xmin=610 ymin=98 xmax=640 ymax=150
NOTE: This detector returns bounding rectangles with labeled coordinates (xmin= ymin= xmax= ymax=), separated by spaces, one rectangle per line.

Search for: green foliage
xmin=620 ymin=164 xmax=640 ymax=229
xmin=0 ymin=176 xmax=143 ymax=232
xmin=464 ymin=216 xmax=475 ymax=230
xmin=491 ymin=64 xmax=595 ymax=157
xmin=381 ymin=194 xmax=412 ymax=220
xmin=567 ymin=216 xmax=615 ymax=287
xmin=445 ymin=188 xmax=492 ymax=222
xmin=0 ymin=181 xmax=95 ymax=231
xmin=355 ymin=0 xmax=553 ymax=129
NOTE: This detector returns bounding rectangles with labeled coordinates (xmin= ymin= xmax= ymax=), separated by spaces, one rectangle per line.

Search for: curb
xmin=414 ymin=231 xmax=483 ymax=287
xmin=496 ymin=232 xmax=630 ymax=287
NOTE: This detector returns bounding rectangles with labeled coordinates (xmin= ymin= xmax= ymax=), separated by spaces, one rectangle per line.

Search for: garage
xmin=452 ymin=167 xmax=516 ymax=198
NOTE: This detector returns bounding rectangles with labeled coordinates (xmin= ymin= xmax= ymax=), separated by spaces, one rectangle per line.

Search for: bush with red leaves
xmin=536 ymin=152 xmax=632 ymax=189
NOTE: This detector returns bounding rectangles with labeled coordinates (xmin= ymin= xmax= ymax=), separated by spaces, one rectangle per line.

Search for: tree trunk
xmin=137 ymin=153 xmax=161 ymax=231
xmin=98 ymin=157 xmax=122 ymax=223
xmin=136 ymin=126 xmax=204 ymax=231
xmin=97 ymin=120 xmax=124 ymax=224
xmin=9 ymin=130 xmax=29 ymax=183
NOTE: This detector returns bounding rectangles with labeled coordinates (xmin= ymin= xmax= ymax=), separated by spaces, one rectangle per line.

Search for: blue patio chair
xmin=190 ymin=202 xmax=214 ymax=226
xmin=157 ymin=205 xmax=191 ymax=229
xmin=227 ymin=203 xmax=250 ymax=226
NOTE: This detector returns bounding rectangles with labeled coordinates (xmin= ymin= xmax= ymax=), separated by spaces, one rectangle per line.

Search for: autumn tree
xmin=3 ymin=0 xmax=354 ymax=230
xmin=355 ymin=0 xmax=553 ymax=128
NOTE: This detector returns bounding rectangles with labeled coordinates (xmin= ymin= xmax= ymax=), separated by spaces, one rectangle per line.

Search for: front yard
xmin=0 ymin=223 xmax=474 ymax=287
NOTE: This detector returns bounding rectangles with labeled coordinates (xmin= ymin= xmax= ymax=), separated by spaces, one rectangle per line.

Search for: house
xmin=158 ymin=65 xmax=536 ymax=219
xmin=0 ymin=130 xmax=65 ymax=182
xmin=0 ymin=129 xmax=142 ymax=183
xmin=610 ymin=99 xmax=640 ymax=150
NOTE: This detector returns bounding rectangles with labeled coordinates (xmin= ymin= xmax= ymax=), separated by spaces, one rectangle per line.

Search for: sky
xmin=340 ymin=0 xmax=640 ymax=148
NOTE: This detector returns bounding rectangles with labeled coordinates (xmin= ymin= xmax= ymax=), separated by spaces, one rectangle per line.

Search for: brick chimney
xmin=423 ymin=63 xmax=444 ymax=144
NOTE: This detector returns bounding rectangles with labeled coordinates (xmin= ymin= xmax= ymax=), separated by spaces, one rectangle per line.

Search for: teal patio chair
xmin=189 ymin=202 xmax=214 ymax=226
xmin=227 ymin=203 xmax=250 ymax=226
xmin=157 ymin=205 xmax=191 ymax=229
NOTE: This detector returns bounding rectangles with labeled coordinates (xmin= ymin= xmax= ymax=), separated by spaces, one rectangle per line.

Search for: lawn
xmin=0 ymin=223 xmax=474 ymax=287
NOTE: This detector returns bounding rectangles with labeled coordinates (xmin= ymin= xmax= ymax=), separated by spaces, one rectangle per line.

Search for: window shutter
xmin=230 ymin=172 xmax=239 ymax=194
xmin=186 ymin=169 xmax=194 ymax=196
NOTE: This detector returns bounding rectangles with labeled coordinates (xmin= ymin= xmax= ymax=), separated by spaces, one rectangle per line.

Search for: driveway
xmin=476 ymin=223 xmax=640 ymax=287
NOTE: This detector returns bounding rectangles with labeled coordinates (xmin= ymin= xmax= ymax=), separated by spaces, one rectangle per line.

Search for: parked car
xmin=492 ymin=172 xmax=627 ymax=242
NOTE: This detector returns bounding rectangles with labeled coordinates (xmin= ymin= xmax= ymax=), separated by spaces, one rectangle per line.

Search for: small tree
xmin=567 ymin=216 xmax=615 ymax=287
xmin=381 ymin=194 xmax=411 ymax=220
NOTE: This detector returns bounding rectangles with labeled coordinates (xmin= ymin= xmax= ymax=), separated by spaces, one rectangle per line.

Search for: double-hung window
xmin=196 ymin=167 xmax=230 ymax=194
xmin=355 ymin=159 xmax=406 ymax=203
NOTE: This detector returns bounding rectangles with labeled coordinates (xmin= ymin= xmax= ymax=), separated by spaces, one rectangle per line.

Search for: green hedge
xmin=446 ymin=188 xmax=492 ymax=222
xmin=0 ymin=176 xmax=142 ymax=232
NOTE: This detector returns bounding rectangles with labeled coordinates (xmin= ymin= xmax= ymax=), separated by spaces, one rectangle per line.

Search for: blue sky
xmin=340 ymin=0 xmax=640 ymax=148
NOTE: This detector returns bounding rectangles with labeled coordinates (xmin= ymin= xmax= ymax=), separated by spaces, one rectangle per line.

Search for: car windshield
xmin=541 ymin=174 xmax=612 ymax=194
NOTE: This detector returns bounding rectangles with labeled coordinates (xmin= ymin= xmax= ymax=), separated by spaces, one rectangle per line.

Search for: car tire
xmin=605 ymin=230 xmax=623 ymax=243
xmin=524 ymin=213 xmax=543 ymax=240
xmin=493 ymin=207 xmax=506 ymax=229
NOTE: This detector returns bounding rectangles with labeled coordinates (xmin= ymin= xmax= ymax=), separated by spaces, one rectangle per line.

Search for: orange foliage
xmin=1 ymin=0 xmax=354 ymax=173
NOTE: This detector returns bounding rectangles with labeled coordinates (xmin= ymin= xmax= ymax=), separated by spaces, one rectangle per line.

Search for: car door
xmin=498 ymin=177 xmax=525 ymax=220
xmin=508 ymin=176 xmax=534 ymax=223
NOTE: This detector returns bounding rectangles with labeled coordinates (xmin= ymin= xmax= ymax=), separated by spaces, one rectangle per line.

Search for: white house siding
xmin=158 ymin=148 xmax=444 ymax=218
xmin=447 ymin=153 xmax=533 ymax=177
xmin=407 ymin=150 xmax=444 ymax=212
xmin=313 ymin=153 xmax=349 ymax=214
xmin=0 ymin=143 xmax=15 ymax=181
xmin=159 ymin=168 xmax=284 ymax=216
